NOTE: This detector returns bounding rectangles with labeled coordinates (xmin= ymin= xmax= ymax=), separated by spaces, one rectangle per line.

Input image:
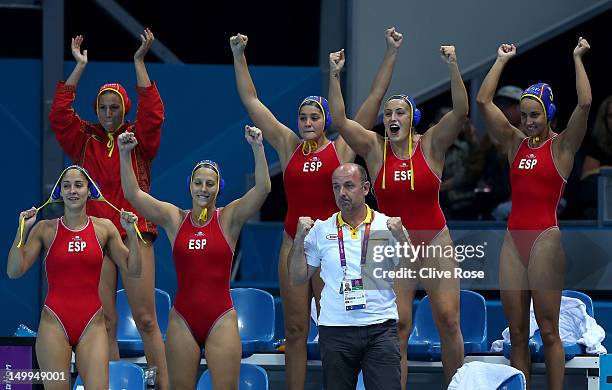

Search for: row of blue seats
xmin=117 ymin=288 xmax=594 ymax=364
xmin=117 ymin=288 xmax=276 ymax=358
xmin=73 ymin=361 xmax=268 ymax=390
xmin=306 ymin=290 xmax=594 ymax=363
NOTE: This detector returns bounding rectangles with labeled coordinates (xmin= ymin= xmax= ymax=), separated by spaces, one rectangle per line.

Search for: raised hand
xmin=440 ymin=45 xmax=457 ymax=65
xmin=497 ymin=43 xmax=516 ymax=62
xmin=387 ymin=217 xmax=408 ymax=242
xmin=134 ymin=28 xmax=154 ymax=62
xmin=19 ymin=207 xmax=37 ymax=231
xmin=329 ymin=49 xmax=345 ymax=75
xmin=117 ymin=132 xmax=138 ymax=155
xmin=120 ymin=209 xmax=138 ymax=232
xmin=573 ymin=36 xmax=590 ymax=58
xmin=385 ymin=27 xmax=403 ymax=50
xmin=71 ymin=35 xmax=88 ymax=65
xmin=230 ymin=33 xmax=248 ymax=56
xmin=245 ymin=125 xmax=263 ymax=146
xmin=296 ymin=217 xmax=315 ymax=239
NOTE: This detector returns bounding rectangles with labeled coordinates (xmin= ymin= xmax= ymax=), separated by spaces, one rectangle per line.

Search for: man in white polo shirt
xmin=288 ymin=163 xmax=409 ymax=390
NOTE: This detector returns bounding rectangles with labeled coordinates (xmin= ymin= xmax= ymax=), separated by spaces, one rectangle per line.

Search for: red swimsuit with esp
xmin=283 ymin=142 xmax=341 ymax=239
xmin=373 ymin=139 xmax=447 ymax=246
xmin=172 ymin=209 xmax=234 ymax=346
xmin=44 ymin=217 xmax=104 ymax=347
xmin=508 ymin=136 xmax=565 ymax=265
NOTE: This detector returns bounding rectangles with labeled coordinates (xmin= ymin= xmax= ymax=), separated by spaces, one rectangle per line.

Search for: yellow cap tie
xmin=409 ymin=130 xmax=414 ymax=191
xmin=106 ymin=132 xmax=116 ymax=157
xmin=17 ymin=166 xmax=147 ymax=247
xmin=382 ymin=137 xmax=388 ymax=189
xmin=301 ymin=140 xmax=318 ymax=156
xmin=198 ymin=208 xmax=208 ymax=223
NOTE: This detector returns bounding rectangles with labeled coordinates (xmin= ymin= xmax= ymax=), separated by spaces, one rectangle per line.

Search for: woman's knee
xmin=508 ymin=325 xmax=531 ymax=346
xmin=133 ymin=311 xmax=159 ymax=334
xmin=538 ymin=321 xmax=560 ymax=346
xmin=284 ymin=319 xmax=309 ymax=343
xmin=435 ymin=310 xmax=460 ymax=337
xmin=397 ymin=318 xmax=412 ymax=341
xmin=103 ymin=312 xmax=118 ymax=337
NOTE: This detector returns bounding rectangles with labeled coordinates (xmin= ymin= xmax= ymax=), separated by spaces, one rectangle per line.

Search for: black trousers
xmin=319 ymin=319 xmax=401 ymax=390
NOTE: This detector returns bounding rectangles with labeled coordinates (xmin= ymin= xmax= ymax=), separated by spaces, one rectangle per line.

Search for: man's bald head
xmin=332 ymin=163 xmax=368 ymax=184
xmin=332 ymin=163 xmax=370 ymax=213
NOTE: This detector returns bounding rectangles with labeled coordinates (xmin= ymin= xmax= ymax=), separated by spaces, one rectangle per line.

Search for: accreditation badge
xmin=342 ymin=278 xmax=366 ymax=311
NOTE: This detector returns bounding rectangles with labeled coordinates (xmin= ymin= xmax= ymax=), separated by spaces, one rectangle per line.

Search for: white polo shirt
xmin=305 ymin=206 xmax=399 ymax=326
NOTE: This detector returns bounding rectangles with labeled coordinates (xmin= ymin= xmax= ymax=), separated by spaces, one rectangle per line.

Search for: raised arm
xmin=7 ymin=208 xmax=44 ymax=279
xmin=557 ymin=37 xmax=592 ymax=156
xmin=50 ymin=36 xmax=89 ymax=161
xmin=118 ymin=132 xmax=179 ymax=228
xmin=230 ymin=34 xmax=298 ymax=153
xmin=428 ymin=46 xmax=469 ymax=156
xmin=65 ymin=35 xmax=87 ymax=87
xmin=224 ymin=126 xmax=272 ymax=239
xmin=353 ymin=27 xmax=403 ymax=129
xmin=105 ymin=212 xmax=142 ymax=278
xmin=133 ymin=28 xmax=153 ymax=88
xmin=476 ymin=44 xmax=522 ymax=148
xmin=288 ymin=217 xmax=319 ymax=286
xmin=329 ymin=49 xmax=379 ymax=158
xmin=132 ymin=28 xmax=164 ymax=160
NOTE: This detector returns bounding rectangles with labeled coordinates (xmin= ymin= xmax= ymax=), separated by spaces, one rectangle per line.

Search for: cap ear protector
xmin=189 ymin=160 xmax=225 ymax=194
xmin=50 ymin=166 xmax=102 ymax=202
xmin=17 ymin=165 xmax=146 ymax=248
xmin=382 ymin=94 xmax=422 ymax=192
xmin=298 ymin=96 xmax=332 ymax=130
xmin=521 ymin=83 xmax=556 ymax=122
xmin=387 ymin=94 xmax=422 ymax=126
xmin=190 ymin=160 xmax=225 ymax=223
xmin=94 ymin=83 xmax=131 ymax=118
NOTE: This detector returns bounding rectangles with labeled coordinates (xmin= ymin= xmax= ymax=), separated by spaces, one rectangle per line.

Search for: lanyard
xmin=336 ymin=221 xmax=371 ymax=277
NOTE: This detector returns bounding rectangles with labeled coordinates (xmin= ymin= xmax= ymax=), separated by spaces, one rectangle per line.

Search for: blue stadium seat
xmin=197 ymin=363 xmax=268 ymax=390
xmin=231 ymin=288 xmax=275 ymax=357
xmin=503 ymin=290 xmax=594 ymax=362
xmin=408 ymin=290 xmax=487 ymax=361
xmin=117 ymin=288 xmax=171 ymax=357
xmin=14 ymin=324 xmax=37 ymax=337
xmin=496 ymin=373 xmax=525 ymax=390
xmin=73 ymin=361 xmax=145 ymax=390
xmin=356 ymin=370 xmax=365 ymax=390
xmin=273 ymin=297 xmax=284 ymax=343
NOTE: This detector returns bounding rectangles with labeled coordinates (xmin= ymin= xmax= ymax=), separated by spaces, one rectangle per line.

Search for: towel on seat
xmin=448 ymin=361 xmax=525 ymax=390
xmin=491 ymin=296 xmax=606 ymax=354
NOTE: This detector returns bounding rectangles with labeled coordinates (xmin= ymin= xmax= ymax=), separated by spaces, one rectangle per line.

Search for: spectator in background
xmin=582 ymin=95 xmax=612 ymax=177
xmin=493 ymin=85 xmax=523 ymax=127
xmin=571 ymin=95 xmax=612 ymax=219
xmin=436 ymin=107 xmax=481 ymax=219
xmin=475 ymin=86 xmax=522 ymax=220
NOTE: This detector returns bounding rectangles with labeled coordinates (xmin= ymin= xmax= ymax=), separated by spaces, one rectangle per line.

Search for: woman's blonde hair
xmin=593 ymin=95 xmax=612 ymax=155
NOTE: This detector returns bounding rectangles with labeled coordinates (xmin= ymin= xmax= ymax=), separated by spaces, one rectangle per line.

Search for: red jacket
xmin=49 ymin=81 xmax=164 ymax=238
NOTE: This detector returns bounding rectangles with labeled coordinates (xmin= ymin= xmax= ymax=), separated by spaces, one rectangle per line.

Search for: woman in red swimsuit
xmin=230 ymin=27 xmax=403 ymax=389
xmin=7 ymin=166 xmax=141 ymax=390
xmin=476 ymin=38 xmax=591 ymax=390
xmin=119 ymin=126 xmax=270 ymax=389
xmin=49 ymin=32 xmax=168 ymax=388
xmin=328 ymin=45 xmax=468 ymax=386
